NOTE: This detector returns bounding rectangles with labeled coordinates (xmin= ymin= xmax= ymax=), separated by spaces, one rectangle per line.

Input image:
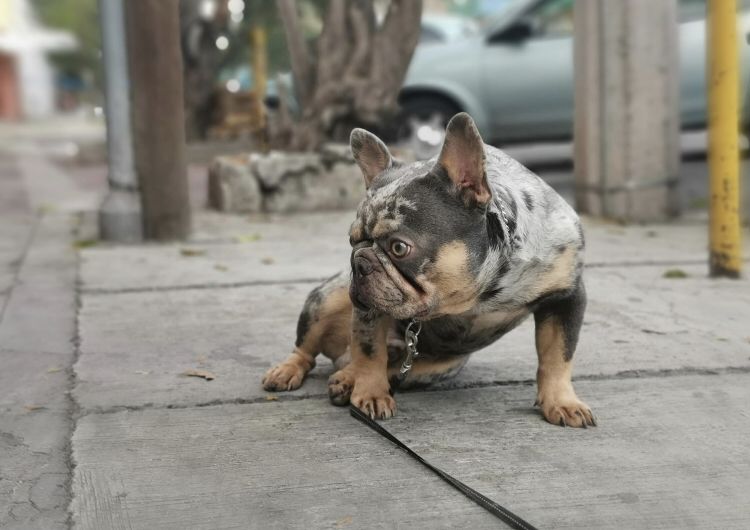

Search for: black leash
xmin=350 ymin=405 xmax=539 ymax=530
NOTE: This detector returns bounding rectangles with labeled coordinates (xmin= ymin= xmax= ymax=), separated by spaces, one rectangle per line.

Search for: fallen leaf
xmin=24 ymin=404 xmax=46 ymax=412
xmin=180 ymin=248 xmax=206 ymax=257
xmin=234 ymin=233 xmax=262 ymax=243
xmin=214 ymin=264 xmax=229 ymax=272
xmin=265 ymin=395 xmax=278 ymax=401
xmin=47 ymin=366 xmax=63 ymax=373
xmin=334 ymin=516 xmax=353 ymax=527
xmin=261 ymin=256 xmax=275 ymax=265
xmin=180 ymin=369 xmax=216 ymax=381
xmin=663 ymin=269 xmax=688 ymax=279
xmin=73 ymin=239 xmax=98 ymax=249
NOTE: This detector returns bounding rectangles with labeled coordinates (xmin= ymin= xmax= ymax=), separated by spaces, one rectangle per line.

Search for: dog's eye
xmin=390 ymin=240 xmax=411 ymax=258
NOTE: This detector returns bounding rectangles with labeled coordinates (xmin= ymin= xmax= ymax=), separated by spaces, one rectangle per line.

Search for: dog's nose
xmin=354 ymin=255 xmax=374 ymax=277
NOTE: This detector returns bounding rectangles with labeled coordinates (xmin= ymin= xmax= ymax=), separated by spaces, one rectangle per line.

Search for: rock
xmin=207 ymin=155 xmax=262 ymax=213
xmin=208 ymin=144 xmax=367 ymax=214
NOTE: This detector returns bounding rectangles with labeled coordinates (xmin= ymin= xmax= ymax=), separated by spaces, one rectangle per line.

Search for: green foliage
xmin=31 ymin=0 xmax=102 ymax=90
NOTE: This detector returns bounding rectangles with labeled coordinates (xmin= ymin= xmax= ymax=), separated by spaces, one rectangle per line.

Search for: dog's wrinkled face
xmin=348 ymin=113 xmax=493 ymax=320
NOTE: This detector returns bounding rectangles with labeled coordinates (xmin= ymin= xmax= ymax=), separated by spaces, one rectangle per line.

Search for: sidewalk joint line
xmin=81 ymin=277 xmax=328 ymax=295
xmin=74 ymin=364 xmax=750 ymax=417
xmin=77 ymin=256 xmax=750 ymax=296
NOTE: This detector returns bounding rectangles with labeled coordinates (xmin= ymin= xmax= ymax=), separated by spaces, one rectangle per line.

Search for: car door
xmin=481 ymin=0 xmax=575 ymax=143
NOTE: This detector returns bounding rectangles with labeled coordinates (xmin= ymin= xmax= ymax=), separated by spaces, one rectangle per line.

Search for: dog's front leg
xmin=328 ymin=309 xmax=396 ymax=419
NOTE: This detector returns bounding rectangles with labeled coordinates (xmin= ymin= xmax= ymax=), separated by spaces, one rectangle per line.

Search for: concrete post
xmin=573 ymin=0 xmax=681 ymax=222
xmin=98 ymin=0 xmax=143 ymax=242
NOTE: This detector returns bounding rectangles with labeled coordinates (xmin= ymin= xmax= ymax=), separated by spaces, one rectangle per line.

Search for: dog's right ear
xmin=350 ymin=128 xmax=393 ymax=188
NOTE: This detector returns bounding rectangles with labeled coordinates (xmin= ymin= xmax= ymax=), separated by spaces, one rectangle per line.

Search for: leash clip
xmin=399 ymin=319 xmax=422 ymax=375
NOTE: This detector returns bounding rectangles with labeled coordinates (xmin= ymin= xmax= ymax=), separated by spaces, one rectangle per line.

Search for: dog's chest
xmin=416 ymin=306 xmax=530 ymax=358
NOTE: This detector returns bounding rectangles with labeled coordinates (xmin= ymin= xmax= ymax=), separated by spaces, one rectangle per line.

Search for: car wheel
xmin=395 ymin=97 xmax=460 ymax=159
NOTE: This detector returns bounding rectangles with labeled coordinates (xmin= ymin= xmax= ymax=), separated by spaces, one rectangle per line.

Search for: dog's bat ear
xmin=436 ymin=113 xmax=491 ymax=205
xmin=350 ymin=128 xmax=393 ymax=188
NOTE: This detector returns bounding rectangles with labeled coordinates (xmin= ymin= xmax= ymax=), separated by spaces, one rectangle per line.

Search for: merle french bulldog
xmin=263 ymin=113 xmax=595 ymax=428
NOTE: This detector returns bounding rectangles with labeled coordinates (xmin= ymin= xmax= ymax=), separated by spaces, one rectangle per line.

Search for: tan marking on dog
xmin=349 ymin=220 xmax=364 ymax=242
xmin=264 ymin=285 xmax=351 ymax=392
xmin=371 ymin=218 xmax=400 ymax=239
xmin=387 ymin=354 xmax=468 ymax=381
xmin=470 ymin=307 xmax=529 ymax=334
xmin=528 ymin=246 xmax=578 ymax=300
xmin=424 ymin=241 xmax=480 ymax=315
xmin=535 ymin=315 xmax=595 ymax=428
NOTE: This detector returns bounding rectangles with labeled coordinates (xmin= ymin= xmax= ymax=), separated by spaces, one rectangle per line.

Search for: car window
xmin=525 ymin=0 xmax=574 ymax=39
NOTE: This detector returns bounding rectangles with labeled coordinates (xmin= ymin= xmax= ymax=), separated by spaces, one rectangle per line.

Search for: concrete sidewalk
xmin=2 ymin=152 xmax=750 ymax=529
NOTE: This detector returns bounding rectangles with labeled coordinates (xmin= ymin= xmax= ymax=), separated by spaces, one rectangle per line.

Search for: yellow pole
xmin=707 ymin=0 xmax=742 ymax=278
xmin=250 ymin=24 xmax=268 ymax=148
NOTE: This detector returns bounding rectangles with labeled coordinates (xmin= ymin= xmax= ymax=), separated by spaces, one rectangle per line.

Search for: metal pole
xmin=98 ymin=0 xmax=142 ymax=242
xmin=707 ymin=0 xmax=742 ymax=278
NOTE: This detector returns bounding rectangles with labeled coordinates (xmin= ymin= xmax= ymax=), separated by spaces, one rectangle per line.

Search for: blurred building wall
xmin=0 ymin=0 xmax=75 ymax=119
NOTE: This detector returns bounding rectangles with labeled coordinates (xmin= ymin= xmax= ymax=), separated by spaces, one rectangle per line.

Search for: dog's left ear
xmin=350 ymin=128 xmax=393 ymax=188
xmin=436 ymin=113 xmax=491 ymax=205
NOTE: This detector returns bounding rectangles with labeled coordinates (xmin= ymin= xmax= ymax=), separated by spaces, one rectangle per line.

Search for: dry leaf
xmin=180 ymin=369 xmax=216 ymax=381
xmin=234 ymin=233 xmax=262 ymax=243
xmin=663 ymin=268 xmax=688 ymax=279
xmin=73 ymin=239 xmax=98 ymax=249
xmin=214 ymin=264 xmax=229 ymax=272
xmin=261 ymin=257 xmax=275 ymax=265
xmin=47 ymin=367 xmax=63 ymax=373
xmin=24 ymin=404 xmax=46 ymax=412
xmin=180 ymin=248 xmax=206 ymax=257
xmin=265 ymin=395 xmax=278 ymax=401
xmin=334 ymin=515 xmax=353 ymax=527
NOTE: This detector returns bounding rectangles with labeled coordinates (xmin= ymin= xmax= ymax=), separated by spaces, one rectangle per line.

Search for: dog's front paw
xmin=350 ymin=378 xmax=396 ymax=420
xmin=263 ymin=361 xmax=306 ymax=392
xmin=537 ymin=389 xmax=596 ymax=428
xmin=328 ymin=368 xmax=355 ymax=406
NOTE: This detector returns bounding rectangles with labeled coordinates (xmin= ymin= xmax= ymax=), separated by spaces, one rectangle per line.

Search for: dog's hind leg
xmin=263 ymin=272 xmax=352 ymax=391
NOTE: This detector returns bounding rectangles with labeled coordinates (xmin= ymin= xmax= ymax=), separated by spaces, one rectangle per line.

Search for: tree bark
xmin=274 ymin=0 xmax=422 ymax=151
xmin=276 ymin=0 xmax=314 ymax=110
xmin=126 ymin=0 xmax=191 ymax=240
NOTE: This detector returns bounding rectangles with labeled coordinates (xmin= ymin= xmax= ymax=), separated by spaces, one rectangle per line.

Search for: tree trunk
xmin=274 ymin=0 xmax=422 ymax=151
xmin=126 ymin=0 xmax=191 ymax=240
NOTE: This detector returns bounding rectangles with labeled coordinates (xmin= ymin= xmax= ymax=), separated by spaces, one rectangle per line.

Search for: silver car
xmin=399 ymin=0 xmax=750 ymax=156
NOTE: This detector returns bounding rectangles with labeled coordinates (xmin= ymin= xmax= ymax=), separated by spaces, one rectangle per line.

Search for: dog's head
xmin=348 ymin=113 xmax=495 ymax=320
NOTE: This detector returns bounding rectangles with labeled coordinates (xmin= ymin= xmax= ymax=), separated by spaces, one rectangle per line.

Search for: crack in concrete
xmin=72 ymin=364 xmax=750 ymax=417
xmin=0 ymin=214 xmax=40 ymax=323
xmin=64 ymin=213 xmax=85 ymax=530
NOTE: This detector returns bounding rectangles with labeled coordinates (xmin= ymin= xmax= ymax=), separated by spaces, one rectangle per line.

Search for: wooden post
xmin=574 ymin=0 xmax=681 ymax=222
xmin=125 ymin=0 xmax=191 ymax=240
